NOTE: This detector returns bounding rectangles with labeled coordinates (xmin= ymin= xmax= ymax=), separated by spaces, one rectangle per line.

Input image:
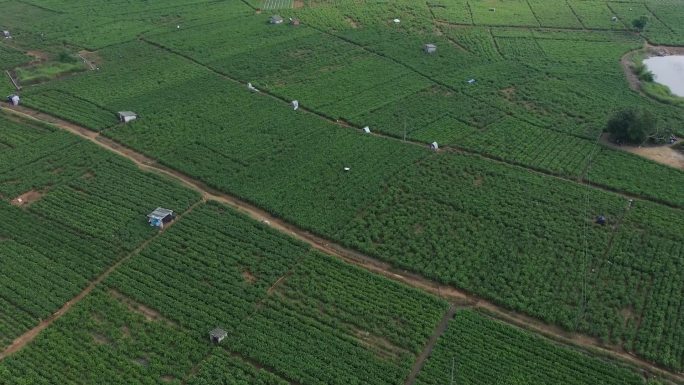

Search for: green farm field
xmin=1 ymin=0 xmax=683 ymax=383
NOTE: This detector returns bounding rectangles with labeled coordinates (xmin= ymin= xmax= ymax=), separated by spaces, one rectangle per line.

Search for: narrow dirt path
xmin=0 ymin=200 xmax=203 ymax=361
xmin=3 ymin=106 xmax=683 ymax=382
xmin=404 ymin=304 xmax=458 ymax=385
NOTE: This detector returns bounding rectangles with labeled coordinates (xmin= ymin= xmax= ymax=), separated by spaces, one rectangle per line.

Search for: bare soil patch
xmin=346 ymin=17 xmax=360 ymax=29
xmin=109 ymin=289 xmax=173 ymax=324
xmin=242 ymin=270 xmax=257 ymax=284
xmin=353 ymin=328 xmax=406 ymax=360
xmin=78 ymin=50 xmax=103 ymax=67
xmin=473 ymin=176 xmax=484 ymax=187
xmin=160 ymin=375 xmax=175 ymax=382
xmin=121 ymin=325 xmax=131 ymax=338
xmin=91 ymin=333 xmax=110 ymax=345
xmin=293 ymin=0 xmax=304 ymax=8
xmin=601 ymin=134 xmax=684 ymax=170
xmin=26 ymin=50 xmax=49 ymax=63
xmin=500 ymin=86 xmax=515 ymax=100
xmin=621 ymin=52 xmax=641 ymax=92
xmin=620 ymin=306 xmax=635 ymax=325
xmin=10 ymin=190 xmax=45 ymax=207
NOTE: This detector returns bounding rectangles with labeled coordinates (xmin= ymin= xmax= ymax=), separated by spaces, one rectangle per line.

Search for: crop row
xmin=103 ymin=202 xmax=447 ymax=385
xmin=0 ymin=290 xmax=208 ymax=385
xmin=330 ymin=151 xmax=682 ymax=370
xmin=23 ymin=90 xmax=116 ymax=131
xmin=0 ymin=115 xmax=199 ymax=350
xmin=415 ymin=309 xmax=643 ymax=385
xmin=187 ymin=349 xmax=289 ymax=385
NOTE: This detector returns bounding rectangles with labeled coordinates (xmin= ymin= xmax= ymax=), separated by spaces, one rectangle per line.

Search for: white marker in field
xmin=291 ymin=100 xmax=299 ymax=110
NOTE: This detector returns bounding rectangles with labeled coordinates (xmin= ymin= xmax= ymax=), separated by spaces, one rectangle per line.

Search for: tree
xmin=632 ymin=15 xmax=649 ymax=32
xmin=605 ymin=107 xmax=657 ymax=144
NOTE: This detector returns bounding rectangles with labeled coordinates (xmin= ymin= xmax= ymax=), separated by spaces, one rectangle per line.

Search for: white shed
xmin=430 ymin=142 xmax=439 ymax=151
xmin=269 ymin=15 xmax=284 ymax=24
xmin=209 ymin=328 xmax=227 ymax=344
xmin=7 ymin=94 xmax=19 ymax=106
xmin=117 ymin=111 xmax=137 ymax=123
xmin=424 ymin=43 xmax=437 ymax=54
xmin=2 ymin=30 xmax=10 ymax=38
xmin=291 ymin=100 xmax=299 ymax=110
xmin=362 ymin=126 xmax=371 ymax=134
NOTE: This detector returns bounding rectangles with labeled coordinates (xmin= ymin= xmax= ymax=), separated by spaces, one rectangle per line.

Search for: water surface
xmin=643 ymin=55 xmax=684 ymax=97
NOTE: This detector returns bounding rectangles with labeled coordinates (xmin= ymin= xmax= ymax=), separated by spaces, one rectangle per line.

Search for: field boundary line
xmin=0 ymin=199 xmax=203 ymax=361
xmin=524 ymin=0 xmax=543 ymax=28
xmin=304 ymin=22 xmax=596 ymax=142
xmin=2 ymin=107 xmax=683 ymax=382
xmin=643 ymin=4 xmax=676 ymax=34
xmin=565 ymin=0 xmax=587 ymax=29
xmin=404 ymin=303 xmax=458 ymax=385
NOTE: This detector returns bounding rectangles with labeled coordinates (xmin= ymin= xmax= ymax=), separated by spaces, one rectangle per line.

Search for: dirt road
xmin=2 ymin=106 xmax=683 ymax=383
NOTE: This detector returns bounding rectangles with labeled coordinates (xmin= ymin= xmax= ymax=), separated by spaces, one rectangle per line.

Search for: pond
xmin=643 ymin=55 xmax=684 ymax=97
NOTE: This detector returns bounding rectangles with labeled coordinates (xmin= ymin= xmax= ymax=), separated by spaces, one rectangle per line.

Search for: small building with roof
xmin=209 ymin=328 xmax=227 ymax=344
xmin=118 ymin=111 xmax=137 ymax=123
xmin=147 ymin=207 xmax=175 ymax=228
xmin=2 ymin=30 xmax=10 ymax=38
xmin=269 ymin=15 xmax=284 ymax=24
xmin=7 ymin=94 xmax=19 ymax=106
xmin=424 ymin=43 xmax=437 ymax=54
xmin=430 ymin=142 xmax=439 ymax=151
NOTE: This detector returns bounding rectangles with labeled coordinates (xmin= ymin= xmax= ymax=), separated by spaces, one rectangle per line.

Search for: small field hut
xmin=362 ymin=126 xmax=371 ymax=134
xmin=117 ymin=111 xmax=137 ymax=123
xmin=7 ymin=94 xmax=19 ymax=106
xmin=430 ymin=141 xmax=439 ymax=151
xmin=147 ymin=207 xmax=175 ymax=228
xmin=209 ymin=328 xmax=227 ymax=344
xmin=269 ymin=15 xmax=284 ymax=24
xmin=2 ymin=30 xmax=10 ymax=38
xmin=424 ymin=43 xmax=437 ymax=54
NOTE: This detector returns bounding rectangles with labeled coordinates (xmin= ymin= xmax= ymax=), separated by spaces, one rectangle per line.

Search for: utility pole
xmin=403 ymin=117 xmax=407 ymax=142
xmin=450 ymin=356 xmax=456 ymax=385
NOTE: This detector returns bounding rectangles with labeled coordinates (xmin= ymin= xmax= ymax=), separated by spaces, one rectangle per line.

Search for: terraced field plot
xmin=0 ymin=0 xmax=683 ymax=382
xmin=0 ymin=113 xmax=200 ymax=351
